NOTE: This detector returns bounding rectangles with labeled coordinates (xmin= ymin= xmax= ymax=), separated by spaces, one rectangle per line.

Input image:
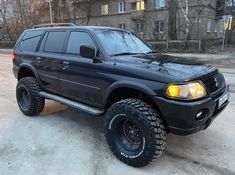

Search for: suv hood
xmin=115 ymin=53 xmax=216 ymax=82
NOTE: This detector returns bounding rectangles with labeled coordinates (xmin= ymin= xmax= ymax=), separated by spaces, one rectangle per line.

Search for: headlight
xmin=166 ymin=82 xmax=206 ymax=99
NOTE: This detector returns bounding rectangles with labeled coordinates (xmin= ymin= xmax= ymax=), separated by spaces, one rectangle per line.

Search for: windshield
xmin=95 ymin=30 xmax=153 ymax=56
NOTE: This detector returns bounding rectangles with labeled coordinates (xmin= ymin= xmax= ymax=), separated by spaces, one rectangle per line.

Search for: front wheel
xmin=105 ymin=99 xmax=166 ymax=167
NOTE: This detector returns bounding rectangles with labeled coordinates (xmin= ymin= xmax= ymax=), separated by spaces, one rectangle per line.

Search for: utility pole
xmin=222 ymin=25 xmax=226 ymax=50
xmin=46 ymin=0 xmax=53 ymax=24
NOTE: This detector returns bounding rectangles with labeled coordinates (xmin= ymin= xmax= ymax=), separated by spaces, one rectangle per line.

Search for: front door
xmin=59 ymin=31 xmax=104 ymax=107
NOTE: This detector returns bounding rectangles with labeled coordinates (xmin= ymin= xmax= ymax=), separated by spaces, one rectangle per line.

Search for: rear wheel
xmin=105 ymin=99 xmax=166 ymax=167
xmin=16 ymin=77 xmax=45 ymax=116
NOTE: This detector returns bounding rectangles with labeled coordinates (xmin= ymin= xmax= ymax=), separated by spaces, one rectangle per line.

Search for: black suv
xmin=13 ymin=23 xmax=230 ymax=167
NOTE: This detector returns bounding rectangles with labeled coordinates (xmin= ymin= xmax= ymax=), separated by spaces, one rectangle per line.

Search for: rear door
xmin=16 ymin=30 xmax=44 ymax=74
xmin=59 ymin=30 xmax=104 ymax=107
xmin=34 ymin=30 xmax=67 ymax=93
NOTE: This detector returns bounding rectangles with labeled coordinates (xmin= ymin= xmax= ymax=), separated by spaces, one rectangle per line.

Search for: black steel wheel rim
xmin=116 ymin=118 xmax=143 ymax=151
xmin=18 ymin=87 xmax=30 ymax=110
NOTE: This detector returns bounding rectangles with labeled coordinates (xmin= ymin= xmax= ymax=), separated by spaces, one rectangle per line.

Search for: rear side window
xmin=44 ymin=31 xmax=66 ymax=53
xmin=66 ymin=32 xmax=95 ymax=55
xmin=19 ymin=30 xmax=44 ymax=52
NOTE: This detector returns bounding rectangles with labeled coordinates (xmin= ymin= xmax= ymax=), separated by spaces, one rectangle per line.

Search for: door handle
xmin=63 ymin=61 xmax=70 ymax=65
xmin=35 ymin=57 xmax=41 ymax=63
xmin=63 ymin=66 xmax=69 ymax=70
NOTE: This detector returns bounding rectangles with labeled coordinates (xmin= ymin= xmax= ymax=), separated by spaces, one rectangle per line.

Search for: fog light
xmin=196 ymin=110 xmax=208 ymax=120
xmin=197 ymin=111 xmax=203 ymax=118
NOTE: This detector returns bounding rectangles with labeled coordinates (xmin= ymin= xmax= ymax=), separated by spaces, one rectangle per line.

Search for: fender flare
xmin=104 ymin=80 xmax=156 ymax=105
xmin=18 ymin=63 xmax=41 ymax=85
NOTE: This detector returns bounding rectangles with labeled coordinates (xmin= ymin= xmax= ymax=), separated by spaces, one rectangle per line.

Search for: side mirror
xmin=80 ymin=45 xmax=96 ymax=59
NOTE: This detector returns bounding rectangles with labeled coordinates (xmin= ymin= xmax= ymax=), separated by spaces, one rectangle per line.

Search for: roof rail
xmin=33 ymin=23 xmax=76 ymax=29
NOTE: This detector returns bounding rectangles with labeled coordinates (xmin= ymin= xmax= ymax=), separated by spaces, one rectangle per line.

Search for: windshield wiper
xmin=111 ymin=52 xmax=138 ymax=57
xmin=135 ymin=52 xmax=157 ymax=64
xmin=146 ymin=51 xmax=160 ymax=54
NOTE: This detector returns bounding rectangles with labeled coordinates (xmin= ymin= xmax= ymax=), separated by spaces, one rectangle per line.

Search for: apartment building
xmin=73 ymin=0 xmax=168 ymax=40
xmin=72 ymin=0 xmax=226 ymax=41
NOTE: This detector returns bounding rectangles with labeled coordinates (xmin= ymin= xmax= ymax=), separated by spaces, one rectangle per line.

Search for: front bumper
xmin=153 ymin=85 xmax=230 ymax=135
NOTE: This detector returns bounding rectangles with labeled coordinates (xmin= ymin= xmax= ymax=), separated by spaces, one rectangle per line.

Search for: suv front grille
xmin=200 ymin=72 xmax=225 ymax=95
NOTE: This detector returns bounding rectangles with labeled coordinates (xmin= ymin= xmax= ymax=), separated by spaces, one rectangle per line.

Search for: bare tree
xmin=9 ymin=0 xmax=46 ymax=36
xmin=60 ymin=0 xmax=74 ymax=22
xmin=178 ymin=0 xmax=213 ymax=40
xmin=72 ymin=0 xmax=94 ymax=25
xmin=0 ymin=0 xmax=13 ymax=40
xmin=0 ymin=0 xmax=76 ymax=41
xmin=168 ymin=0 xmax=178 ymax=40
xmin=178 ymin=0 xmax=190 ymax=40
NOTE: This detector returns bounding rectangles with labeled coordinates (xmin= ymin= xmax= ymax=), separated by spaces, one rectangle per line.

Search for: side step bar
xmin=39 ymin=91 xmax=105 ymax=116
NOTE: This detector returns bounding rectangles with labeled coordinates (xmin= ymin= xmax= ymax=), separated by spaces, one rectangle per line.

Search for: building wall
xmin=73 ymin=0 xmax=224 ymax=41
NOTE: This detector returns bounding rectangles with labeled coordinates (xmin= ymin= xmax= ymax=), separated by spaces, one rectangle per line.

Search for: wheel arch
xmin=104 ymin=81 xmax=156 ymax=108
xmin=104 ymin=81 xmax=169 ymax=131
xmin=18 ymin=64 xmax=41 ymax=85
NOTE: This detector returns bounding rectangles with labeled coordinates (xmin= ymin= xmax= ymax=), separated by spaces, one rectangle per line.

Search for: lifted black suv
xmin=13 ymin=23 xmax=230 ymax=167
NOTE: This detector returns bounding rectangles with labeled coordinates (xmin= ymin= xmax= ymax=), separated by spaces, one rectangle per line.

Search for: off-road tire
xmin=16 ymin=77 xmax=45 ymax=116
xmin=105 ymin=98 xmax=166 ymax=167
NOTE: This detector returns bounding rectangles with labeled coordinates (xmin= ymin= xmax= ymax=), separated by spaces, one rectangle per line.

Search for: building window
xmin=226 ymin=0 xmax=235 ymax=7
xmin=101 ymin=4 xmax=109 ymax=15
xmin=214 ymin=21 xmax=218 ymax=33
xmin=119 ymin=23 xmax=126 ymax=29
xmin=207 ymin=19 xmax=212 ymax=32
xmin=156 ymin=21 xmax=164 ymax=32
xmin=136 ymin=1 xmax=145 ymax=10
xmin=119 ymin=2 xmax=126 ymax=13
xmin=219 ymin=21 xmax=224 ymax=33
xmin=216 ymin=0 xmax=225 ymax=17
xmin=156 ymin=0 xmax=165 ymax=8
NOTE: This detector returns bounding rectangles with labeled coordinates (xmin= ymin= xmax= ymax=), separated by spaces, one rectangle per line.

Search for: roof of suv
xmin=29 ymin=26 xmax=125 ymax=32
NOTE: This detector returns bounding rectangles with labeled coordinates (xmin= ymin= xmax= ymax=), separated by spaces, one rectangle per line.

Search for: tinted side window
xmin=44 ymin=31 xmax=66 ymax=53
xmin=39 ymin=32 xmax=48 ymax=51
xmin=66 ymin=32 xmax=95 ymax=55
xmin=19 ymin=30 xmax=44 ymax=52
